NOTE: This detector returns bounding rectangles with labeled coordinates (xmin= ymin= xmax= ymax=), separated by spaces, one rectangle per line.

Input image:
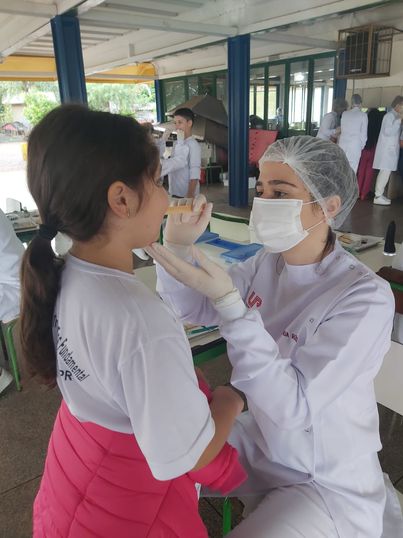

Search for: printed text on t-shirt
xmin=53 ymin=315 xmax=90 ymax=382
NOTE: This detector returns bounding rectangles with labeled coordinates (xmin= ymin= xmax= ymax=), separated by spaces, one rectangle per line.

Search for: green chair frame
xmin=222 ymin=497 xmax=232 ymax=535
xmin=1 ymin=319 xmax=21 ymax=391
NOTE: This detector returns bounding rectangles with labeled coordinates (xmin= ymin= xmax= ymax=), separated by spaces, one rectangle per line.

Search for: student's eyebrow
xmin=257 ymin=179 xmax=298 ymax=188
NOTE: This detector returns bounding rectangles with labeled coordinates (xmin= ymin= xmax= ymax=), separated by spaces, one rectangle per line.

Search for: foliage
xmin=0 ymin=80 xmax=156 ymax=125
xmin=87 ymin=83 xmax=155 ymax=115
xmin=0 ymin=103 xmax=13 ymax=125
xmin=24 ymin=92 xmax=58 ymax=125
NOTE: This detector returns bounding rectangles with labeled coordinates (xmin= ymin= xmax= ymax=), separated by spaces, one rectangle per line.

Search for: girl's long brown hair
xmin=20 ymin=104 xmax=159 ymax=384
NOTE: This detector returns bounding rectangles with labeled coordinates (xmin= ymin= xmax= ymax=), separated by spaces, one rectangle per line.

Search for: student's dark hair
xmin=20 ymin=104 xmax=159 ymax=385
xmin=174 ymin=107 xmax=195 ymax=124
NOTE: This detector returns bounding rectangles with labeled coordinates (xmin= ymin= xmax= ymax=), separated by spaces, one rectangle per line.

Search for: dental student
xmin=147 ymin=136 xmax=399 ymax=537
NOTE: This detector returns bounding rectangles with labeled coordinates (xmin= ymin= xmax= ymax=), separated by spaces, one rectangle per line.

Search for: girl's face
xmin=132 ymin=168 xmax=169 ymax=248
xmin=256 ymin=161 xmax=326 ymax=231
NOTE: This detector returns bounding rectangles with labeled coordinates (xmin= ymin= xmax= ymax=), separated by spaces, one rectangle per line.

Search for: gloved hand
xmin=146 ymin=242 xmax=231 ymax=299
xmin=146 ymin=242 xmax=248 ymax=320
xmin=164 ymin=194 xmax=212 ymax=255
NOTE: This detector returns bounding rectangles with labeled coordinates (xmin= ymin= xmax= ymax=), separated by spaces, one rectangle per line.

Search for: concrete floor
xmin=2 ymin=182 xmax=403 ymax=537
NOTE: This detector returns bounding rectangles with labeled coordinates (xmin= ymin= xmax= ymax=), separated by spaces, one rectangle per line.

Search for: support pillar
xmin=154 ymin=79 xmax=164 ymax=123
xmin=51 ymin=14 xmax=87 ymax=104
xmin=227 ymin=34 xmax=250 ymax=207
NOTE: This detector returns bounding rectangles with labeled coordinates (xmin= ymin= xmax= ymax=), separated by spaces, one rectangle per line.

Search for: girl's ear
xmin=325 ymin=195 xmax=342 ymax=220
xmin=107 ymin=181 xmax=138 ymax=219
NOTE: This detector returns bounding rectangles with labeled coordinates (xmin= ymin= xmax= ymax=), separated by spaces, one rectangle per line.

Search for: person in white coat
xmin=338 ymin=94 xmax=368 ymax=173
xmin=316 ymin=98 xmax=348 ymax=141
xmin=373 ymin=95 xmax=403 ymax=205
xmin=0 ymin=208 xmax=24 ymax=393
xmin=146 ymin=136 xmax=403 ymax=537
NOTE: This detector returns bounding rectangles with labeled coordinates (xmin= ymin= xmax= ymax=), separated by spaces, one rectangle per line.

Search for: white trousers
xmin=375 ymin=170 xmax=392 ymax=198
xmin=227 ymin=483 xmax=338 ymax=538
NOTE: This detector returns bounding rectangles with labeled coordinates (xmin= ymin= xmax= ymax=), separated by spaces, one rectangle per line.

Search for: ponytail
xmin=20 ymin=236 xmax=64 ymax=384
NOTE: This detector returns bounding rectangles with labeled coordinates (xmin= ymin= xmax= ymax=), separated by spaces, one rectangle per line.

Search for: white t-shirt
xmin=55 ymin=254 xmax=214 ymax=480
xmin=0 ymin=209 xmax=24 ymax=322
xmin=168 ymin=137 xmax=201 ymax=197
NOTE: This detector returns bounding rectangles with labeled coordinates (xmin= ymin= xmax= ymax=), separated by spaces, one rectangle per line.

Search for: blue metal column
xmin=227 ymin=34 xmax=250 ymax=207
xmin=154 ymin=79 xmax=164 ymax=123
xmin=334 ymin=78 xmax=347 ymax=99
xmin=51 ymin=14 xmax=87 ymax=104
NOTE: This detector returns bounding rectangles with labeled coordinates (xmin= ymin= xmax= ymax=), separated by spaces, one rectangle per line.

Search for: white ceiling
xmin=0 ymin=0 xmax=402 ymax=79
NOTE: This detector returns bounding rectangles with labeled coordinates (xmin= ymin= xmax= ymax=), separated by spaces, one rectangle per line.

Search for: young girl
xmin=148 ymin=136 xmax=398 ymax=537
xmin=20 ymin=105 xmax=245 ymax=537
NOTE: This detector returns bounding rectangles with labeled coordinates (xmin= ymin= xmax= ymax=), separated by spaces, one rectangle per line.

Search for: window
xmin=267 ymin=64 xmax=285 ymax=131
xmin=164 ymin=80 xmax=186 ymax=113
xmin=310 ymin=56 xmax=335 ymax=135
xmin=216 ymin=74 xmax=227 ymax=111
xmin=188 ymin=76 xmax=199 ymax=98
xmin=250 ymin=67 xmax=265 ymax=121
xmin=199 ymin=75 xmax=214 ymax=96
xmin=288 ymin=60 xmax=309 ymax=134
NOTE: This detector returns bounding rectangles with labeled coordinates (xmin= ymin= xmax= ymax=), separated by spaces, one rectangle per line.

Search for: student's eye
xmin=273 ymin=190 xmax=287 ymax=198
xmin=256 ymin=189 xmax=263 ymax=197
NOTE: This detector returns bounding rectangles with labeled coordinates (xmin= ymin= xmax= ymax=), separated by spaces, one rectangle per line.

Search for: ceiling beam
xmin=0 ymin=0 xmax=56 ymax=18
xmin=253 ymin=32 xmax=337 ymax=50
xmin=80 ymin=9 xmax=237 ymax=37
xmin=1 ymin=22 xmax=51 ymax=57
xmin=240 ymin=0 xmax=395 ymax=35
xmin=84 ymin=34 xmax=221 ymax=74
xmin=100 ymin=3 xmax=179 ymax=18
xmin=57 ymin=0 xmax=106 ymax=15
xmin=0 ymin=0 xmax=107 ymax=57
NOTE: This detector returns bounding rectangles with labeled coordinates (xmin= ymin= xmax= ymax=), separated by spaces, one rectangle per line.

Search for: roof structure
xmin=0 ymin=0 xmax=401 ymax=81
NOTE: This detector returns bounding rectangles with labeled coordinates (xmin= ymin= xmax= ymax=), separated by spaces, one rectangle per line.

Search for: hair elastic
xmin=38 ymin=224 xmax=57 ymax=241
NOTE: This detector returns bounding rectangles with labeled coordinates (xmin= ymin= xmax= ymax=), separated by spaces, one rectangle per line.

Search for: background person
xmin=316 ymin=98 xmax=348 ymax=142
xmin=163 ymin=107 xmax=201 ymax=198
xmin=356 ymin=108 xmax=385 ymax=200
xmin=0 ymin=208 xmax=24 ymax=394
xmin=338 ymin=94 xmax=368 ymax=173
xmin=147 ymin=136 xmax=399 ymax=537
xmin=373 ymin=95 xmax=403 ymax=205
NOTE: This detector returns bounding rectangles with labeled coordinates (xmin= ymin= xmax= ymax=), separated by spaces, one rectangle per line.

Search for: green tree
xmin=24 ymin=92 xmax=57 ymax=125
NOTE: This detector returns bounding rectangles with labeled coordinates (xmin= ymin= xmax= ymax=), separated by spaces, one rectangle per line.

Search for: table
xmin=15 ymin=226 xmax=38 ymax=243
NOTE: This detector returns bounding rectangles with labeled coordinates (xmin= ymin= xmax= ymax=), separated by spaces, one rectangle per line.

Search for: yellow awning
xmin=0 ymin=55 xmax=156 ymax=83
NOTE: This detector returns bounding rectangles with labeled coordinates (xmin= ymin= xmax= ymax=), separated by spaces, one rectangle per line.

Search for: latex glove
xmin=164 ymin=194 xmax=212 ymax=257
xmin=147 ymin=242 xmax=228 ymax=297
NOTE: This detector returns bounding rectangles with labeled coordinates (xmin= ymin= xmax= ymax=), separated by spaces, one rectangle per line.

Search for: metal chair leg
xmin=222 ymin=497 xmax=232 ymax=535
xmin=4 ymin=320 xmax=21 ymax=391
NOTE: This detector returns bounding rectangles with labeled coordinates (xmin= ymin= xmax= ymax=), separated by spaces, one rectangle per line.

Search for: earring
xmin=127 ymin=208 xmax=131 ymax=218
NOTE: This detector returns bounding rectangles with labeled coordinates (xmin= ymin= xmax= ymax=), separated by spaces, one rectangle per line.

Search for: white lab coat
xmin=338 ymin=107 xmax=368 ymax=173
xmin=316 ymin=111 xmax=338 ymax=141
xmin=373 ymin=110 xmax=402 ymax=171
xmin=0 ymin=209 xmax=24 ymax=323
xmin=156 ymin=242 xmax=396 ymax=537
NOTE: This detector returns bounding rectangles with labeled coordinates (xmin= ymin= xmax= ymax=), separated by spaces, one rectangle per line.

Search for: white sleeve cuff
xmin=213 ymin=288 xmax=247 ymax=322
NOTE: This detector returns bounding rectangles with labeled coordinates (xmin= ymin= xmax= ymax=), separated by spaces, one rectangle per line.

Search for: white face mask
xmin=249 ymin=197 xmax=325 ymax=253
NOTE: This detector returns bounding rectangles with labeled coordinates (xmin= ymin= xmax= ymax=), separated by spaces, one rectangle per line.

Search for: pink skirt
xmin=33 ymin=401 xmax=208 ymax=538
